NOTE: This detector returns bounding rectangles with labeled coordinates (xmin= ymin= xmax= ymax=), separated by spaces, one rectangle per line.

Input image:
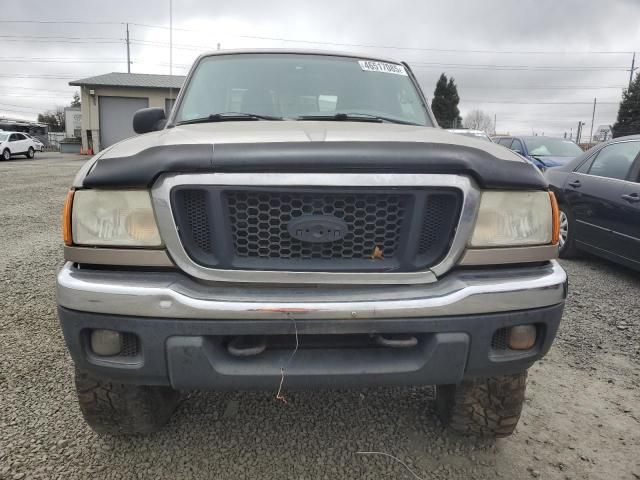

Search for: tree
xmin=37 ymin=93 xmax=80 ymax=132
xmin=70 ymin=91 xmax=81 ymax=108
xmin=463 ymin=109 xmax=494 ymax=132
xmin=612 ymin=74 xmax=640 ymax=138
xmin=37 ymin=107 xmax=65 ymax=132
xmin=431 ymin=73 xmax=462 ymax=128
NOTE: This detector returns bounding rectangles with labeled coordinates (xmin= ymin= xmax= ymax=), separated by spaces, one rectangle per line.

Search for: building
xmin=592 ymin=124 xmax=613 ymax=143
xmin=64 ymin=107 xmax=82 ymax=139
xmin=0 ymin=118 xmax=49 ymax=143
xmin=69 ymin=72 xmax=186 ymax=153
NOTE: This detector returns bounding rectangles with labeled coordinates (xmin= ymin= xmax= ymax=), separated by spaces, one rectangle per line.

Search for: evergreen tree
xmin=431 ymin=73 xmax=462 ymax=128
xmin=70 ymin=91 xmax=81 ymax=108
xmin=612 ymin=74 xmax=640 ymax=138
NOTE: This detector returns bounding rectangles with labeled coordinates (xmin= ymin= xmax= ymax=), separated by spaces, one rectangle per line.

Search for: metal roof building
xmin=70 ymin=72 xmax=186 ymax=153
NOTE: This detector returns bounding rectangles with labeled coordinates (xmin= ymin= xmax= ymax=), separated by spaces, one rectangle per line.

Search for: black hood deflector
xmin=82 ymin=142 xmax=548 ymax=190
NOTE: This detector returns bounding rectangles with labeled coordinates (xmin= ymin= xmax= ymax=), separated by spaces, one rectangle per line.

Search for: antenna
xmin=169 ymin=0 xmax=173 ymax=102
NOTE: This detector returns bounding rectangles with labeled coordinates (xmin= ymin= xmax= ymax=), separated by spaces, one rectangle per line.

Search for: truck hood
xmin=100 ymin=121 xmax=520 ymax=161
xmin=78 ymin=122 xmax=547 ymax=190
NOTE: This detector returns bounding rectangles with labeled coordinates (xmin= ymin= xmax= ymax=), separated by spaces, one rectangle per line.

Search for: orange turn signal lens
xmin=62 ymin=190 xmax=74 ymax=246
xmin=549 ymin=191 xmax=560 ymax=245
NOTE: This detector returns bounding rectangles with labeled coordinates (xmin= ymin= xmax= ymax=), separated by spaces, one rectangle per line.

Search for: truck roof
xmin=194 ymin=48 xmax=407 ymax=66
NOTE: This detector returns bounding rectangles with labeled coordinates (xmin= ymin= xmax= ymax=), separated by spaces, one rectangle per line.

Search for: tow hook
xmin=373 ymin=334 xmax=418 ymax=348
xmin=227 ymin=336 xmax=267 ymax=357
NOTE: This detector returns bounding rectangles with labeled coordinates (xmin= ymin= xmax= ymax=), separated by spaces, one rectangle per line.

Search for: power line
xmin=0 ymin=112 xmax=36 ymax=118
xmin=0 ymin=34 xmax=122 ymax=41
xmin=0 ymin=85 xmax=73 ymax=93
xmin=1 ymin=19 xmax=632 ymax=56
xmin=0 ymin=94 xmax=69 ymax=99
xmin=0 ymin=20 xmax=122 ymax=25
xmin=0 ymin=39 xmax=122 ymax=45
xmin=0 ymin=102 xmax=48 ymax=111
xmin=410 ymin=62 xmax=628 ymax=72
xmin=0 ymin=57 xmax=125 ymax=63
xmin=464 ymin=100 xmax=619 ymax=105
xmin=131 ymin=39 xmax=207 ymax=52
xmin=126 ymin=22 xmax=635 ymax=55
xmin=463 ymin=85 xmax=625 ymax=90
xmin=129 ymin=39 xmax=631 ymax=72
xmin=0 ymin=74 xmax=88 ymax=79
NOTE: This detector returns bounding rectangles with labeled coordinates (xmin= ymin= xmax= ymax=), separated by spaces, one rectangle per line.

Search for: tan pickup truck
xmin=58 ymin=50 xmax=566 ymax=437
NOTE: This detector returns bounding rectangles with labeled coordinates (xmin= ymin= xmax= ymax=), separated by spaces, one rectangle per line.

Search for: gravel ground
xmin=1 ymin=153 xmax=639 ymax=480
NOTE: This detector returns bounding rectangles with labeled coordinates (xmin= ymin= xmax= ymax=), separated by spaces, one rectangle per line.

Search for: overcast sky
xmin=1 ymin=0 xmax=639 ymax=137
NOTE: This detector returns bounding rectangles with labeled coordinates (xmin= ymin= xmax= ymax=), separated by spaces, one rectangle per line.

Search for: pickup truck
xmin=57 ymin=50 xmax=567 ymax=438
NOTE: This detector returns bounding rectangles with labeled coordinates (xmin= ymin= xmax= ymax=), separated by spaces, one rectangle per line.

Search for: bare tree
xmin=37 ymin=106 xmax=66 ymax=132
xmin=463 ymin=109 xmax=494 ymax=132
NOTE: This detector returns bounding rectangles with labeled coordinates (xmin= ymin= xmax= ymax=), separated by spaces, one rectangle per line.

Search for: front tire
xmin=436 ymin=372 xmax=527 ymax=438
xmin=1 ymin=148 xmax=10 ymax=161
xmin=26 ymin=147 xmax=35 ymax=159
xmin=558 ymin=207 xmax=580 ymax=258
xmin=75 ymin=369 xmax=180 ymax=435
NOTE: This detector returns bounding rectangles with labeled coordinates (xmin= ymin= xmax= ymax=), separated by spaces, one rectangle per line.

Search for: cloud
xmin=0 ymin=0 xmax=637 ymax=135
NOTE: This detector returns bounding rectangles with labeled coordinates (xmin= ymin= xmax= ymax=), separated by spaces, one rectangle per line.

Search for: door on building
xmin=98 ymin=96 xmax=149 ymax=149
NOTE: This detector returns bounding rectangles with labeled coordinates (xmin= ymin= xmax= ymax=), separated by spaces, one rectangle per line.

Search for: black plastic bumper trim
xmin=58 ymin=303 xmax=563 ymax=389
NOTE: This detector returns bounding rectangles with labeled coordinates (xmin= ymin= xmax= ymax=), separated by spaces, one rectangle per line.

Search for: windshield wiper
xmin=297 ymin=112 xmax=420 ymax=126
xmin=177 ymin=112 xmax=283 ymax=125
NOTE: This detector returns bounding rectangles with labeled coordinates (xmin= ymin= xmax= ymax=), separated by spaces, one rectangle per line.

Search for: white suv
xmin=0 ymin=131 xmax=40 ymax=160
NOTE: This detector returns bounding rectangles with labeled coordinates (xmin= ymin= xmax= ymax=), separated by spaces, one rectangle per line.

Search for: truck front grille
xmin=172 ymin=186 xmax=462 ymax=273
xmin=226 ymin=191 xmax=407 ymax=260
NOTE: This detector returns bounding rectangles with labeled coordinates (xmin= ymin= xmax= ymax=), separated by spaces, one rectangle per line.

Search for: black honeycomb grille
xmin=120 ymin=333 xmax=140 ymax=357
xmin=418 ymin=194 xmax=460 ymax=255
xmin=491 ymin=328 xmax=510 ymax=351
xmin=181 ymin=190 xmax=213 ymax=253
xmin=171 ymin=186 xmax=462 ymax=272
xmin=226 ymin=191 xmax=407 ymax=260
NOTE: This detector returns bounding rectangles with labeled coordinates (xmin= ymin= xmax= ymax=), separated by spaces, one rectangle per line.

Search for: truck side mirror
xmin=133 ymin=108 xmax=167 ymax=134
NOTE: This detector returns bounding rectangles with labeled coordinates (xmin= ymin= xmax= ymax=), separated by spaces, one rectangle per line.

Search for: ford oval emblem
xmin=287 ymin=215 xmax=348 ymax=243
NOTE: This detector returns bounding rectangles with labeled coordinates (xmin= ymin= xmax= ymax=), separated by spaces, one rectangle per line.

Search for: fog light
xmin=90 ymin=329 xmax=123 ymax=356
xmin=508 ymin=325 xmax=537 ymax=350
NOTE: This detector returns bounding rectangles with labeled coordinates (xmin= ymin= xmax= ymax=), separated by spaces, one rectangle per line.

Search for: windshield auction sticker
xmin=358 ymin=60 xmax=408 ymax=76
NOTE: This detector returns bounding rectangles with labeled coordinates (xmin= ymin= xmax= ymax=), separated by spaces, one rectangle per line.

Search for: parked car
xmin=57 ymin=50 xmax=566 ymax=439
xmin=446 ymin=129 xmax=493 ymax=142
xmin=0 ymin=131 xmax=40 ymax=160
xmin=494 ymin=135 xmax=583 ymax=171
xmin=23 ymin=133 xmax=44 ymax=152
xmin=546 ymin=134 xmax=640 ymax=270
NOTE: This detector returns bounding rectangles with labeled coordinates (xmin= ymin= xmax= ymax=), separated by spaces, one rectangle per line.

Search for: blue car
xmin=493 ymin=135 xmax=583 ymax=171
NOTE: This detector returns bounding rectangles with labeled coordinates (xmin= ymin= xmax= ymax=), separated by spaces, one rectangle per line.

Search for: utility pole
xmin=576 ymin=121 xmax=584 ymax=144
xmin=125 ymin=23 xmax=131 ymax=73
xmin=629 ymin=52 xmax=636 ymax=90
xmin=589 ymin=97 xmax=597 ymax=144
xmin=570 ymin=127 xmax=573 ymax=140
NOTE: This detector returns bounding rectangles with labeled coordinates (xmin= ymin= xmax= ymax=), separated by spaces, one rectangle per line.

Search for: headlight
xmin=72 ymin=190 xmax=162 ymax=247
xmin=470 ymin=191 xmax=552 ymax=247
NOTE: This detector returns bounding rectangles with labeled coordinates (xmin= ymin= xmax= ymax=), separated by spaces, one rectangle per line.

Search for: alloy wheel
xmin=559 ymin=210 xmax=569 ymax=249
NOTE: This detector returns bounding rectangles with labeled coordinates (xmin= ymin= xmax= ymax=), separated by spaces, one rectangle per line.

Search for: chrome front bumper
xmin=57 ymin=260 xmax=567 ymax=320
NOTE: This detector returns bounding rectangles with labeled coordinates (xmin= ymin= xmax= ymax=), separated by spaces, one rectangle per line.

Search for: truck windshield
xmin=174 ymin=54 xmax=431 ymax=126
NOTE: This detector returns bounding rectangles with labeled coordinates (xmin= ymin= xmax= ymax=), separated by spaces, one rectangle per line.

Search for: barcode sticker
xmin=358 ymin=60 xmax=408 ymax=76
